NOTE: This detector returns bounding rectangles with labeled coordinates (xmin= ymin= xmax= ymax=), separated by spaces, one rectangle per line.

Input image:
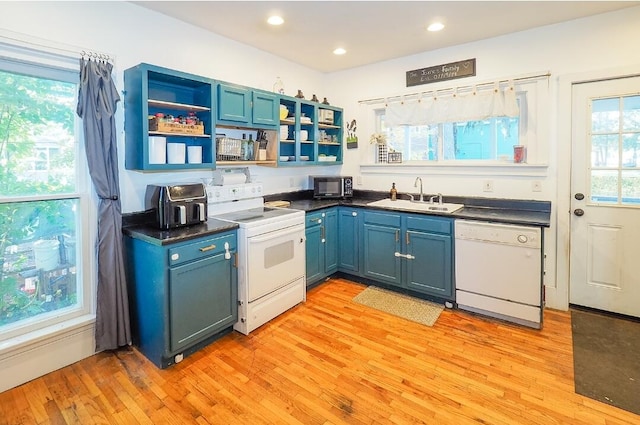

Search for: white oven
xmin=245 ymin=222 xmax=305 ymax=301
xmin=205 ymin=171 xmax=306 ymax=335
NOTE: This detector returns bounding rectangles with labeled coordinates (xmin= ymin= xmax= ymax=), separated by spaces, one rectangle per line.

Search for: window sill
xmin=360 ymin=162 xmax=548 ymax=177
xmin=0 ymin=314 xmax=96 ymax=358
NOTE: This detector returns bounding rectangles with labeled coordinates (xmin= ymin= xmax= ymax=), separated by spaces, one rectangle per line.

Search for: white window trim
xmin=361 ymin=76 xmax=550 ymax=171
xmin=0 ymin=39 xmax=97 ymax=345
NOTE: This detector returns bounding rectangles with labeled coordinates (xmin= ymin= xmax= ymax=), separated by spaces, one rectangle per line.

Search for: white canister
xmin=187 ymin=145 xmax=203 ymax=164
xmin=299 ymin=130 xmax=308 ymax=141
xmin=148 ymin=136 xmax=166 ymax=164
xmin=167 ymin=143 xmax=186 ymax=164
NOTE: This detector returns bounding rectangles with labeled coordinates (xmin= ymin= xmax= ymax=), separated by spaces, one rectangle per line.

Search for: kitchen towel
xmin=352 ymin=286 xmax=444 ymax=327
xmin=571 ymin=307 xmax=640 ymax=415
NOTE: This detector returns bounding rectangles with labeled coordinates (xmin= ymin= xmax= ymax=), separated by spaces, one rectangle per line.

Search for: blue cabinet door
xmin=252 ymin=90 xmax=278 ymax=127
xmin=305 ymin=224 xmax=324 ymax=285
xmin=363 ymin=223 xmax=402 ymax=287
xmin=217 ymin=83 xmax=251 ymax=124
xmin=405 ymin=230 xmax=453 ymax=299
xmin=338 ymin=208 xmax=360 ymax=274
xmin=169 ymin=251 xmax=237 ymax=352
xmin=324 ymin=208 xmax=338 ymax=275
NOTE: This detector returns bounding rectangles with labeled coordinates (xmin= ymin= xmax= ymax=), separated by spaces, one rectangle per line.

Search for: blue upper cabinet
xmin=124 ymin=63 xmax=216 ymax=171
xmin=216 ymin=83 xmax=279 ymax=129
xmin=252 ymin=90 xmax=279 ymax=127
xmin=277 ymin=95 xmax=343 ymax=166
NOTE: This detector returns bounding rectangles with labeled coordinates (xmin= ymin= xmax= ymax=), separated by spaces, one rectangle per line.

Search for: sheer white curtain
xmin=385 ymin=81 xmax=520 ymax=126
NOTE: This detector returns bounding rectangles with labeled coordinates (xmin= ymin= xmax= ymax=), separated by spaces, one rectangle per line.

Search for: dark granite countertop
xmin=267 ymin=190 xmax=551 ymax=228
xmin=122 ymin=217 xmax=238 ymax=246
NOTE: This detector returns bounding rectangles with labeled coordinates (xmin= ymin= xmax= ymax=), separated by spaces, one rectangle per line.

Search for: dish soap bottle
xmin=390 ymin=182 xmax=397 ymax=201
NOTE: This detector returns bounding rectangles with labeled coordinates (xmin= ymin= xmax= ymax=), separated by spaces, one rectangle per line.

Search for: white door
xmin=570 ymin=77 xmax=640 ymax=317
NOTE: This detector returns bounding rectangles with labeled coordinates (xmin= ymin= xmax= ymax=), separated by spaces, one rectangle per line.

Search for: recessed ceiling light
xmin=333 ymin=47 xmax=347 ymax=55
xmin=427 ymin=22 xmax=445 ymax=32
xmin=267 ymin=15 xmax=284 ymax=26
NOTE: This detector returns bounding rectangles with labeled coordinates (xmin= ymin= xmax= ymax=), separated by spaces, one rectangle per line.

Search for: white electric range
xmin=205 ymin=176 xmax=306 ymax=335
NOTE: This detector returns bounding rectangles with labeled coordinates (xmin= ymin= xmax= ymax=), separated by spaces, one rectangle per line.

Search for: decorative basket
xmin=375 ymin=144 xmax=388 ymax=163
xmin=388 ymin=152 xmax=403 ymax=163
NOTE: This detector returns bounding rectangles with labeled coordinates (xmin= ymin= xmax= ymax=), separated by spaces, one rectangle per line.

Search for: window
xmin=380 ymin=115 xmax=521 ymax=161
xmin=375 ymin=80 xmax=544 ymax=164
xmin=0 ymin=49 xmax=89 ymax=338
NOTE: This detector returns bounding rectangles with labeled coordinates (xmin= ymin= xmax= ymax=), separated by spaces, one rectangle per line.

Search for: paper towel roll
xmin=220 ymin=173 xmax=247 ymax=185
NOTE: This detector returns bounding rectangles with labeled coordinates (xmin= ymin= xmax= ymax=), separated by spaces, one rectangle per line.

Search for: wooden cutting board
xmin=265 ymin=200 xmax=291 ymax=208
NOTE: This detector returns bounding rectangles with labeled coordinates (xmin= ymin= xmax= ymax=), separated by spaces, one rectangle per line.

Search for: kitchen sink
xmin=367 ymin=198 xmax=464 ymax=214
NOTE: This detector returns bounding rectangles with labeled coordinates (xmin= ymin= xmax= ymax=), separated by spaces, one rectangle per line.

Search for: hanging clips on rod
xmin=81 ymin=50 xmax=111 ymax=62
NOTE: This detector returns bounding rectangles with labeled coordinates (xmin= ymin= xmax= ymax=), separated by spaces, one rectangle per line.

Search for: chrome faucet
xmin=414 ymin=177 xmax=423 ymax=202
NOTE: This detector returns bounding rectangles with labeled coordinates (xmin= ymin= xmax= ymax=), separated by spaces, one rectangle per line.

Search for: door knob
xmin=574 ymin=208 xmax=584 ymax=216
xmin=574 ymin=193 xmax=585 ymax=200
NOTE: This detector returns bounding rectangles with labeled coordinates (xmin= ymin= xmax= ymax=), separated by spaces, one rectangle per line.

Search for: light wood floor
xmin=1 ymin=278 xmax=638 ymax=425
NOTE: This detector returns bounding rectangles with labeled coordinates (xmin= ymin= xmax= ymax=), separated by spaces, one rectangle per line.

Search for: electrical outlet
xmin=356 ymin=176 xmax=363 ymax=186
xmin=532 ymin=181 xmax=542 ymax=192
xmin=483 ymin=180 xmax=494 ymax=192
xmin=289 ymin=177 xmax=295 ymax=187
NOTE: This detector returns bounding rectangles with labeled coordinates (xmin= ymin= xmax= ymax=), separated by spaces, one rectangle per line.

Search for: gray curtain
xmin=76 ymin=58 xmax=131 ymax=351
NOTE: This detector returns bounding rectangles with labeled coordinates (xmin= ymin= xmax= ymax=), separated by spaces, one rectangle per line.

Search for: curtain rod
xmin=0 ymin=29 xmax=114 ymax=63
xmin=358 ymin=71 xmax=551 ymax=105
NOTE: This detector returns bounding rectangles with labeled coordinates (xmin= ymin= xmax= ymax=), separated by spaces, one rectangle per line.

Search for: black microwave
xmin=309 ymin=175 xmax=353 ymax=199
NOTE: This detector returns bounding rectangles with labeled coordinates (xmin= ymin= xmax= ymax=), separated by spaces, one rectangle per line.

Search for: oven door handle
xmin=248 ymin=224 xmax=304 ymax=243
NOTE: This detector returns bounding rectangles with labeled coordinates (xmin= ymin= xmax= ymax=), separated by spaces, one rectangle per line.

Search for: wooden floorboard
xmin=1 ymin=277 xmax=639 ymax=425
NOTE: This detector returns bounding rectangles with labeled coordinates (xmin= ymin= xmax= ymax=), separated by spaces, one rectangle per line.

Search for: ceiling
xmin=133 ymin=1 xmax=638 ymax=73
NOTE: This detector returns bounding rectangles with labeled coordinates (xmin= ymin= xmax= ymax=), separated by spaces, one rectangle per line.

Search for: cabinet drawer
xmin=406 ymin=215 xmax=452 ymax=234
xmin=168 ymin=232 xmax=236 ymax=266
xmin=306 ymin=211 xmax=325 ymax=228
xmin=363 ymin=211 xmax=401 ymax=227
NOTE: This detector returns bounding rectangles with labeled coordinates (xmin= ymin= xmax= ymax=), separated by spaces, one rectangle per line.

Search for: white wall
xmin=2 ymin=1 xmax=640 ymax=391
xmin=0 ymin=0 xmax=334 ymax=393
xmin=1 ymin=1 xmax=337 ymax=215
xmin=327 ymin=5 xmax=640 ymax=313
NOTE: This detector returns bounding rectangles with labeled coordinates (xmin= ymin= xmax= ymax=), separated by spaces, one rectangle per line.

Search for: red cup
xmin=514 ymin=145 xmax=526 ymax=163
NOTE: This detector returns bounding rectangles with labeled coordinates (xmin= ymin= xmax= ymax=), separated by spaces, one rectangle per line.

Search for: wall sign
xmin=406 ymin=59 xmax=476 ymax=87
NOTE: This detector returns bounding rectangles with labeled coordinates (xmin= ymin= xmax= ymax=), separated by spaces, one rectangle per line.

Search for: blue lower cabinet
xmin=363 ymin=223 xmax=403 ymax=287
xmin=362 ymin=211 xmax=454 ymax=301
xmin=337 ymin=207 xmax=361 ymax=274
xmin=405 ymin=230 xmax=452 ymax=298
xmin=305 ymin=208 xmax=337 ymax=286
xmin=124 ymin=230 xmax=237 ymax=368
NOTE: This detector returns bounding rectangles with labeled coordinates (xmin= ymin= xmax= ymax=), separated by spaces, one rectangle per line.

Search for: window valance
xmin=384 ymin=82 xmax=519 ymax=127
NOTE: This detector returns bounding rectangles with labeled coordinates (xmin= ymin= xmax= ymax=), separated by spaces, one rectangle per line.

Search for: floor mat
xmin=571 ymin=308 xmax=640 ymax=415
xmin=352 ymin=286 xmax=443 ymax=327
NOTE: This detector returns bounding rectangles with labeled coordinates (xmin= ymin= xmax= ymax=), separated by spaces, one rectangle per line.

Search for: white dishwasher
xmin=455 ymin=219 xmax=543 ymax=329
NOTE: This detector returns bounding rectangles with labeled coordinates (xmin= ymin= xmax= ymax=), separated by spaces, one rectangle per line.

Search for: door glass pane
xmin=592 ymin=98 xmax=620 ymax=133
xmin=622 ymin=133 xmax=640 ymax=168
xmin=1 ymin=199 xmax=79 ymax=327
xmin=622 ymin=95 xmax=640 ymax=132
xmin=591 ymin=134 xmax=619 ymax=167
xmin=590 ymin=170 xmax=618 ymax=203
xmin=621 ymin=170 xmax=640 ymax=205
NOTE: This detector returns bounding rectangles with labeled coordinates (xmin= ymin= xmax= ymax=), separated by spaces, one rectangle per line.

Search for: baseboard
xmin=0 ymin=318 xmax=96 ymax=393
